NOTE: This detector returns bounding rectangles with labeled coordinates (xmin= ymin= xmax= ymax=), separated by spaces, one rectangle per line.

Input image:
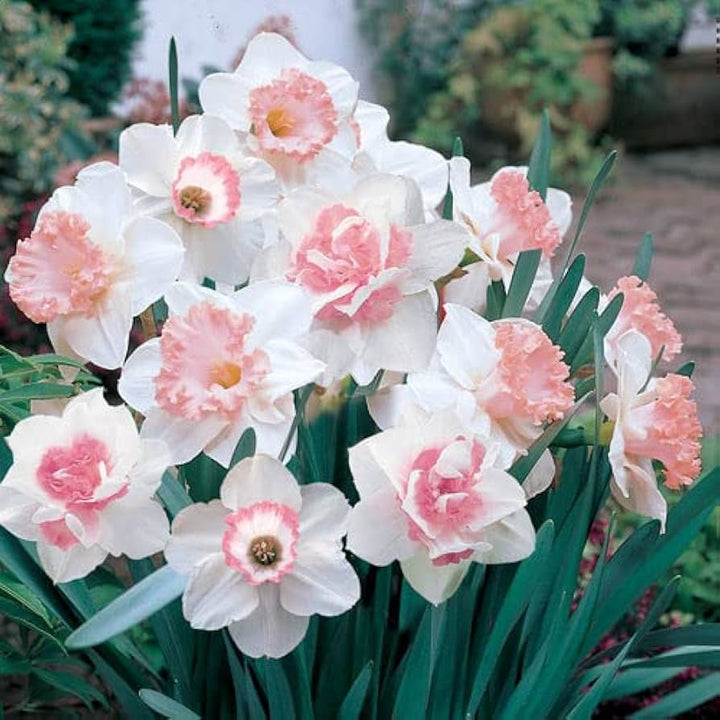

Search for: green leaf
xmin=566 ymin=577 xmax=681 ymax=720
xmin=621 ymin=646 xmax=720 ymax=669
xmin=0 ymin=597 xmax=65 ymax=652
xmin=0 ymin=571 xmax=51 ymax=624
xmin=602 ymin=667 xmax=682 ymax=701
xmin=527 ymin=109 xmax=551 ymax=200
xmin=540 ymin=254 xmax=586 ymax=341
xmin=441 ymin=136 xmax=464 ymax=220
xmin=630 ymin=672 xmax=720 ymax=719
xmin=557 ymin=287 xmax=599 ymax=367
xmin=230 ymin=428 xmax=257 ymax=468
xmin=570 ymin=293 xmax=623 ymax=375
xmin=584 ymin=467 xmax=720 ymax=656
xmin=89 ymin=650 xmax=155 ymax=720
xmin=169 ymin=37 xmax=180 ymax=135
xmin=32 ymin=667 xmax=108 ymax=709
xmin=536 ymin=151 xmax=616 ymax=323
xmin=65 ymin=565 xmax=187 ymax=649
xmin=676 ymin=361 xmax=695 ymax=378
xmin=631 ymin=233 xmax=654 ymax=280
xmin=339 ymin=662 xmax=373 ymax=720
xmin=157 ymin=470 xmax=193 ymax=517
xmin=181 ymin=452 xmax=226 ymax=502
xmin=502 ymin=249 xmax=542 ymax=318
xmin=466 ymin=521 xmax=554 ymax=715
xmin=139 ymin=689 xmax=201 ymax=719
xmin=485 ymin=281 xmax=506 ymax=321
xmin=0 ymin=383 xmax=75 ymax=403
xmin=639 ymin=624 xmax=720 ymax=650
xmin=261 ymin=658 xmax=297 ymax=720
xmin=393 ymin=604 xmax=446 ymax=719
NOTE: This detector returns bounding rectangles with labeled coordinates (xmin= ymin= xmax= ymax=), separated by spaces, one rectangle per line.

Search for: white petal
xmin=131 ymin=438 xmax=171 ymax=492
xmin=118 ymin=123 xmax=177 ymax=197
xmin=311 ymin=60 xmax=358 ymax=117
xmin=407 ymin=220 xmax=469 ymax=284
xmin=522 ymin=449 xmax=557 ymax=500
xmin=234 ymin=281 xmax=315 ymax=344
xmin=238 ymin=33 xmax=309 ymax=80
xmin=346 ymin=488 xmax=415 ymax=565
xmin=99 ymin=498 xmax=169 ymax=558
xmin=277 ymin=187 xmax=331 ymax=248
xmin=163 ymin=281 xmax=227 ymax=318
xmin=141 ymin=409 xmax=226 ymax=466
xmin=199 ymin=73 xmax=252 ymax=130
xmin=164 ymin=500 xmax=228 ymax=574
xmin=50 ymin=285 xmax=133 ymax=369
xmin=437 ymin=304 xmax=500 ymax=388
xmin=363 ymin=292 xmax=437 ymax=376
xmin=183 ymin=555 xmax=259 ymax=630
xmin=474 ymin=468 xmax=528 ymax=528
xmin=354 ymin=173 xmax=424 ymax=227
xmin=123 ymin=216 xmax=184 ymax=315
xmin=546 ymin=187 xmax=573 ymax=237
xmin=366 ymin=384 xmax=425 ymax=431
xmin=0 ymin=487 xmax=41 ymax=541
xmin=610 ymin=458 xmax=667 ymax=531
xmin=400 ymin=550 xmax=470 ymax=605
xmin=443 ymin=263 xmax=490 ymax=314
xmin=298 ymin=483 xmax=351 ymax=543
xmin=615 ymin=330 xmax=653 ymax=395
xmin=175 ymin=114 xmax=240 ymax=158
xmin=280 ymin=552 xmax=359 ymax=617
xmin=228 ymin=584 xmax=309 ymax=659
xmin=354 ymin=100 xmax=390 ymax=150
xmin=261 ymin=339 xmax=324 ymax=399
xmin=37 ymin=540 xmax=107 ymax=584
xmin=237 ymin=157 xmax=280 ymax=220
xmin=475 ymin=509 xmax=536 ymax=564
xmin=118 ymin=339 xmax=162 ymax=415
xmin=220 ymin=454 xmax=301 ymax=512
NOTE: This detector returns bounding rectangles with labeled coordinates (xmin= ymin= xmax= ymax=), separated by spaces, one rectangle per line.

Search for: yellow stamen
xmin=267 ymin=107 xmax=295 ymax=137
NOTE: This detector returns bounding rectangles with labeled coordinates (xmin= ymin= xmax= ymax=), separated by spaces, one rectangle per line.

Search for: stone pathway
xmin=573 ymin=147 xmax=720 ymax=434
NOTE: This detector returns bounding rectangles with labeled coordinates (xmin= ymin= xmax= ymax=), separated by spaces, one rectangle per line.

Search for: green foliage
xmin=597 ymin=0 xmax=688 ymax=87
xmin=0 ymin=0 xmax=88 ymax=226
xmin=26 ymin=0 xmax=142 ymax=116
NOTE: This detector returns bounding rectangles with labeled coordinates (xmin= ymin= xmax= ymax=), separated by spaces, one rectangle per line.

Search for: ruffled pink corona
xmin=489 ymin=169 xmax=562 ymax=259
xmin=8 ymin=211 xmax=113 ymax=323
xmin=626 ymin=374 xmax=702 ymax=490
xmin=401 ymin=437 xmax=488 ymax=566
xmin=608 ymin=276 xmax=682 ymax=361
xmin=488 ymin=321 xmax=574 ymax=424
xmin=155 ymin=302 xmax=270 ymax=421
xmin=288 ymin=204 xmax=412 ymax=323
xmin=171 ymin=152 xmax=241 ymax=228
xmin=222 ymin=501 xmax=299 ymax=585
xmin=248 ymin=68 xmax=338 ymax=161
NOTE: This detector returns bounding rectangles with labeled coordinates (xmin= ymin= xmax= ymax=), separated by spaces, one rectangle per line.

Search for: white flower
xmin=199 ymin=33 xmax=359 ymax=189
xmin=346 ymin=404 xmax=535 ymax=605
xmin=118 ymin=281 xmax=324 ymax=467
xmin=352 ymin=101 xmax=449 ymax=213
xmin=5 ymin=163 xmax=184 ymax=369
xmin=164 ymin=454 xmax=360 ymax=658
xmin=444 ymin=159 xmax=572 ymax=313
xmin=0 ymin=389 xmax=170 ymax=583
xmin=600 ymin=331 xmax=702 ymax=531
xmin=254 ymin=173 xmax=469 ymax=385
xmin=119 ymin=114 xmax=279 ymax=285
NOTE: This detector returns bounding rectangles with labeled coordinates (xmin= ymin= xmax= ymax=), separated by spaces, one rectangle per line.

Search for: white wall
xmin=131 ymin=0 xmax=378 ymax=101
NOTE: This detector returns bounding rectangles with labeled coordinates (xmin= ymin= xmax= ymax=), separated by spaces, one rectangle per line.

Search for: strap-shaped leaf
xmin=139 ymin=689 xmax=200 ymax=719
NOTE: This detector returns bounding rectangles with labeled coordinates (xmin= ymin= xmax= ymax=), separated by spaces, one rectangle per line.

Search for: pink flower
xmin=5 ymin=163 xmax=184 ymax=369
xmin=445 ymin=160 xmax=572 ymax=314
xmin=255 ymin=173 xmax=469 ymax=385
xmin=199 ymin=33 xmax=359 ymax=188
xmin=405 ymin=304 xmax=574 ymax=460
xmin=604 ymin=275 xmax=682 ymax=369
xmin=164 ymin=454 xmax=360 ymax=658
xmin=119 ymin=115 xmax=279 ymax=285
xmin=0 ymin=390 xmax=170 ymax=583
xmin=118 ymin=281 xmax=324 ymax=467
xmin=600 ymin=331 xmax=702 ymax=531
xmin=347 ymin=407 xmax=535 ymax=604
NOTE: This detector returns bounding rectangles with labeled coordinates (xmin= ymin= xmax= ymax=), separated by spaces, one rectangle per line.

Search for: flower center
xmin=266 ymin=107 xmax=295 ymax=137
xmin=222 ymin=501 xmax=299 ymax=586
xmin=250 ymin=535 xmax=281 ymax=566
xmin=155 ymin=302 xmax=270 ymax=421
xmin=209 ymin=361 xmax=243 ymax=389
xmin=179 ymin=185 xmax=211 ymax=214
xmin=171 ymin=152 xmax=241 ymax=228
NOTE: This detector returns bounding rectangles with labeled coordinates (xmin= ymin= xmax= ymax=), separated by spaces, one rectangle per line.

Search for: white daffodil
xmin=0 ymin=389 xmax=170 ymax=583
xmin=5 ymin=163 xmax=184 ymax=369
xmin=165 ymin=454 xmax=360 ymax=658
xmin=254 ymin=172 xmax=469 ymax=385
xmin=600 ymin=331 xmax=702 ymax=531
xmin=444 ymin=159 xmax=572 ymax=313
xmin=119 ymin=114 xmax=279 ymax=285
xmin=118 ymin=281 xmax=324 ymax=467
xmin=346 ymin=405 xmax=535 ymax=605
xmin=199 ymin=33 xmax=359 ymax=189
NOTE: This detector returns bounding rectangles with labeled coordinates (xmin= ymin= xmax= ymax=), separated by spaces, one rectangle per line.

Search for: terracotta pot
xmin=480 ymin=37 xmax=614 ymax=145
